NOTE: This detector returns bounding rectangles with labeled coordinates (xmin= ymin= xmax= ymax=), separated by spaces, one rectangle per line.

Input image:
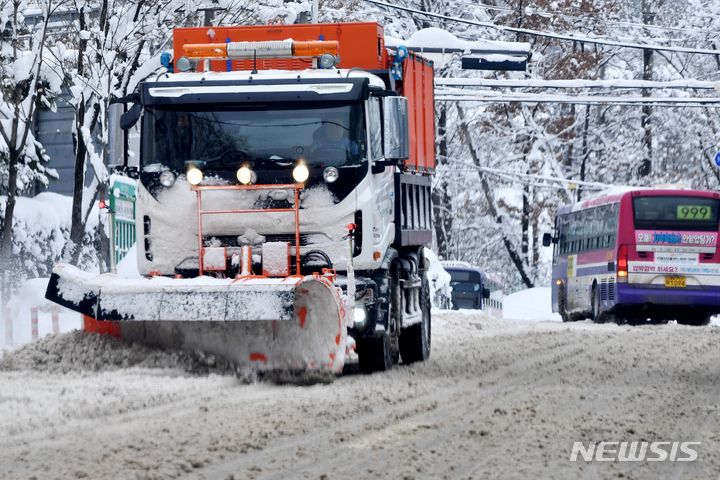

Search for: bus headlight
xmin=323 ymin=166 xmax=339 ymax=183
xmin=159 ymin=171 xmax=175 ymax=188
xmin=237 ymin=166 xmax=256 ymax=185
xmin=353 ymin=305 xmax=367 ymax=328
xmin=293 ymin=163 xmax=309 ymax=183
xmin=186 ymin=167 xmax=203 ymax=185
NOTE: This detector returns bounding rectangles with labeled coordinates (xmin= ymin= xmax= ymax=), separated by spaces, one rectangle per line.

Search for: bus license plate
xmin=665 ymin=276 xmax=686 ymax=288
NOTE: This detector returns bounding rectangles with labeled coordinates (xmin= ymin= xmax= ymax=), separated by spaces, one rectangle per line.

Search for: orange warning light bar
xmin=183 ymin=43 xmax=228 ymax=59
xmin=183 ymin=40 xmax=338 ymax=60
xmin=292 ymin=41 xmax=338 ymax=57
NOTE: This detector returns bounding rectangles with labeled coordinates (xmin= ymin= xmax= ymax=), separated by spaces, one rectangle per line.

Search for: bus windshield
xmin=448 ymin=270 xmax=482 ymax=291
xmin=633 ymin=195 xmax=720 ymax=232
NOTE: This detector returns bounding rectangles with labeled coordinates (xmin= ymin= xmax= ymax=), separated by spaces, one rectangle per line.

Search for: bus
xmin=441 ymin=261 xmax=504 ymax=318
xmin=543 ymin=188 xmax=720 ymax=325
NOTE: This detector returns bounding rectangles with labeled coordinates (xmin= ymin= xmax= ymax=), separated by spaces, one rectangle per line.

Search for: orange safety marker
xmin=30 ymin=307 xmax=38 ymax=341
xmin=249 ymin=353 xmax=268 ymax=364
xmin=298 ymin=306 xmax=307 ymax=328
xmin=82 ymin=315 xmax=122 ymax=338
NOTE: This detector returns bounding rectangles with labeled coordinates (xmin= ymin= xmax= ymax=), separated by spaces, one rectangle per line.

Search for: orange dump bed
xmin=400 ymin=52 xmax=435 ymax=174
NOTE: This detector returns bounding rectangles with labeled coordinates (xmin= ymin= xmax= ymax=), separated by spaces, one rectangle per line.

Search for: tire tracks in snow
xmin=190 ymin=322 xmax=614 ymax=480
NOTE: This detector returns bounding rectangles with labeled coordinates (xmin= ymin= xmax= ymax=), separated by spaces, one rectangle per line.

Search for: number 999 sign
xmin=677 ymin=205 xmax=711 ymax=220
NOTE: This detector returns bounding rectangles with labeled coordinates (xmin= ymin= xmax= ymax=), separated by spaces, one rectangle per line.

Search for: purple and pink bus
xmin=543 ymin=188 xmax=720 ymax=325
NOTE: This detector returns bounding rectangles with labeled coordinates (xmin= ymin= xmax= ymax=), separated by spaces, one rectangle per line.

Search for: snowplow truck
xmin=46 ymin=22 xmax=435 ymax=375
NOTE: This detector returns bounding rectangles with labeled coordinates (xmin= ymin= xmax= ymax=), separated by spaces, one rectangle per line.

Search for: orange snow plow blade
xmin=46 ymin=264 xmax=349 ymax=374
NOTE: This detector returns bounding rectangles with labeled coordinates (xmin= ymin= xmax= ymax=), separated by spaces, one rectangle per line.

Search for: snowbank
xmin=503 ymin=287 xmax=562 ymax=322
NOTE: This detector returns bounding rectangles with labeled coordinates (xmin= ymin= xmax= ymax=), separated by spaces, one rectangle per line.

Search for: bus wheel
xmin=677 ymin=315 xmax=711 ymax=326
xmin=558 ymin=284 xmax=570 ymax=322
xmin=591 ymin=284 xmax=606 ymax=323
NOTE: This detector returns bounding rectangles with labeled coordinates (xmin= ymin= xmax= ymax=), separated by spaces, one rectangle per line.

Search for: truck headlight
xmin=237 ymin=166 xmax=256 ymax=185
xmin=186 ymin=167 xmax=203 ymax=185
xmin=323 ymin=167 xmax=339 ymax=183
xmin=293 ymin=163 xmax=309 ymax=183
xmin=159 ymin=171 xmax=175 ymax=188
xmin=353 ymin=305 xmax=367 ymax=328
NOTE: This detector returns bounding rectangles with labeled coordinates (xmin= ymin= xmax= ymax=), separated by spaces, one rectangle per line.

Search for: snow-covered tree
xmin=0 ymin=0 xmax=57 ymax=304
xmin=45 ymin=0 xmax=181 ymax=266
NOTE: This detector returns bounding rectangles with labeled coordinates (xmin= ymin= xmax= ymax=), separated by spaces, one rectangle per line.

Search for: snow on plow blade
xmin=46 ymin=263 xmax=349 ymax=373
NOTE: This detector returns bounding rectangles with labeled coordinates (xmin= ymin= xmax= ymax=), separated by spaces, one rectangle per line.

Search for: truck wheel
xmin=399 ymin=274 xmax=431 ymax=364
xmin=389 ymin=264 xmax=402 ymax=364
xmin=356 ymin=335 xmax=393 ymax=373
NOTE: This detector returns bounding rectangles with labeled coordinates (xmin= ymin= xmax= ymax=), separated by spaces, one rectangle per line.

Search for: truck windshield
xmin=142 ymin=102 xmax=366 ymax=172
xmin=633 ymin=195 xmax=720 ymax=232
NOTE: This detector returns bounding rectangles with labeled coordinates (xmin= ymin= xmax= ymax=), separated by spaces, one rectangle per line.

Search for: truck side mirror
xmin=108 ymin=103 xmax=140 ymax=170
xmin=382 ymin=96 xmax=409 ymax=160
xmin=542 ymin=233 xmax=553 ymax=247
xmin=120 ymin=103 xmax=141 ymax=130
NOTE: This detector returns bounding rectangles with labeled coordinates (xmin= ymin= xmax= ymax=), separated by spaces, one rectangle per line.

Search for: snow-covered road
xmin=2 ymin=306 xmax=720 ymax=480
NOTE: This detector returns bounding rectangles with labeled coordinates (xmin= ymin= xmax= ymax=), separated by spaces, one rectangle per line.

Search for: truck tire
xmin=399 ymin=274 xmax=431 ymax=364
xmin=389 ymin=264 xmax=402 ymax=364
xmin=356 ymin=335 xmax=393 ymax=373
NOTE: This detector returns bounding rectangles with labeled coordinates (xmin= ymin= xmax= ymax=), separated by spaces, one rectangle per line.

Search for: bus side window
xmin=579 ymin=211 xmax=589 ymax=251
xmin=561 ymin=215 xmax=570 ymax=254
xmin=591 ymin=207 xmax=603 ymax=250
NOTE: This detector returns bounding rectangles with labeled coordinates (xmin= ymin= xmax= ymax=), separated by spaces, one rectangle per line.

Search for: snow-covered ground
xmin=3 ymin=285 xmax=720 ymax=479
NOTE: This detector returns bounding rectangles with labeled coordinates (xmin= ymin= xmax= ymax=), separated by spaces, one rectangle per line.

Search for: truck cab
xmin=99 ymin=22 xmax=436 ymax=373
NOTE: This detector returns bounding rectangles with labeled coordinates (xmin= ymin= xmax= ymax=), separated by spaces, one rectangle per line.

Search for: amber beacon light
xmin=183 ymin=40 xmax=339 ymax=61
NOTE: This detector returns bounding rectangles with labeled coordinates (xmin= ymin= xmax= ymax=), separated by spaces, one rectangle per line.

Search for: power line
xmin=364 ymin=0 xmax=720 ymax=56
xmin=435 ymin=92 xmax=720 ymax=107
xmin=436 ymin=78 xmax=720 ymax=90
